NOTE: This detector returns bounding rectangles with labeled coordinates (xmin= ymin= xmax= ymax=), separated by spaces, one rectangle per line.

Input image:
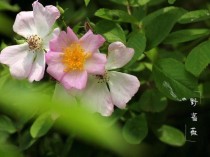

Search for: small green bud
xmin=56 ymin=4 xmax=64 ymax=15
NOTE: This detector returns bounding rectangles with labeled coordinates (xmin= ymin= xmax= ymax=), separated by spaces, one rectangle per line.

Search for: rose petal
xmin=9 ymin=50 xmax=35 ymax=79
xmin=13 ymin=11 xmax=36 ymax=38
xmin=106 ymin=42 xmax=134 ymax=70
xmin=80 ymin=76 xmax=113 ymax=116
xmin=53 ymin=83 xmax=77 ymax=104
xmin=50 ymin=29 xmax=78 ymax=52
xmin=49 ymin=27 xmax=78 ymax=51
xmin=45 ymin=5 xmax=60 ymax=27
xmin=108 ymin=71 xmax=140 ymax=109
xmin=0 ymin=43 xmax=35 ymax=79
xmin=32 ymin=1 xmax=60 ymax=37
xmin=79 ymin=30 xmax=105 ymax=53
xmin=66 ymin=27 xmax=79 ymax=44
xmin=43 ymin=28 xmax=60 ymax=50
xmin=0 ymin=43 xmax=28 ymax=65
xmin=46 ymin=52 xmax=66 ymax=81
xmin=85 ymin=53 xmax=106 ymax=75
xmin=47 ymin=63 xmax=66 ymax=81
xmin=28 ymin=51 xmax=45 ymax=82
xmin=46 ymin=51 xmax=62 ymax=63
xmin=61 ymin=71 xmax=88 ymax=90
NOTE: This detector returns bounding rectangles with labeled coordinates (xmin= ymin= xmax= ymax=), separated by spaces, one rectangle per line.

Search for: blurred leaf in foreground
xmin=0 ymin=78 xmax=139 ymax=156
xmin=0 ymin=144 xmax=23 ymax=157
xmin=0 ymin=115 xmax=16 ymax=134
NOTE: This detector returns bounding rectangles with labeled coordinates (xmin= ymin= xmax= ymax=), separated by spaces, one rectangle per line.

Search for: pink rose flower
xmin=46 ymin=27 xmax=106 ymax=90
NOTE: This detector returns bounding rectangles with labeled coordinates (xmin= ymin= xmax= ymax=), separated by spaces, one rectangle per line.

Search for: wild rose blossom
xmin=0 ymin=1 xmax=60 ymax=82
xmin=53 ymin=42 xmax=140 ymax=116
xmin=79 ymin=42 xmax=140 ymax=116
xmin=0 ymin=1 xmax=139 ymax=117
xmin=46 ymin=27 xmax=106 ymax=90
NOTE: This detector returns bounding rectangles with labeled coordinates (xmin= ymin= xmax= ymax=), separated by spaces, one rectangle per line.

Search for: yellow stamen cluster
xmin=27 ymin=35 xmax=43 ymax=51
xmin=61 ymin=43 xmax=90 ymax=72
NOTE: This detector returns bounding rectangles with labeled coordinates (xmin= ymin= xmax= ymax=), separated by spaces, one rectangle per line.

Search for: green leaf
xmin=95 ymin=20 xmax=126 ymax=43
xmin=25 ymin=81 xmax=55 ymax=94
xmin=133 ymin=89 xmax=167 ymax=112
xmin=0 ymin=115 xmax=16 ymax=134
xmin=0 ymin=144 xmax=23 ymax=157
xmin=95 ymin=8 xmax=138 ymax=23
xmin=105 ymin=109 xmax=126 ymax=126
xmin=153 ymin=58 xmax=198 ymax=100
xmin=157 ymin=49 xmax=185 ymax=62
xmin=84 ymin=0 xmax=90 ymax=6
xmin=178 ymin=10 xmax=210 ymax=24
xmin=123 ymin=114 xmax=148 ymax=144
xmin=145 ymin=48 xmax=158 ymax=63
xmin=19 ymin=130 xmax=36 ymax=150
xmin=0 ymin=1 xmax=20 ymax=12
xmin=30 ymin=112 xmax=59 ymax=138
xmin=126 ymin=31 xmax=146 ymax=66
xmin=130 ymin=0 xmax=151 ymax=6
xmin=142 ymin=7 xmax=186 ymax=50
xmin=148 ymin=0 xmax=165 ymax=6
xmin=168 ymin=0 xmax=176 ymax=4
xmin=185 ymin=40 xmax=210 ymax=77
xmin=132 ymin=7 xmax=147 ymax=21
xmin=0 ymin=131 xmax=9 ymax=143
xmin=109 ymin=0 xmax=128 ymax=5
xmin=110 ymin=0 xmax=152 ymax=6
xmin=155 ymin=125 xmax=186 ymax=146
xmin=0 ymin=41 xmax=7 ymax=50
xmin=164 ymin=29 xmax=210 ymax=44
xmin=56 ymin=3 xmax=64 ymax=14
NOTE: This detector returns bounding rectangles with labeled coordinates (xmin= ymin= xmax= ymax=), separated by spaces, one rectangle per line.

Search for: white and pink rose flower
xmin=0 ymin=1 xmax=60 ymax=82
xmin=0 ymin=0 xmax=140 ymax=116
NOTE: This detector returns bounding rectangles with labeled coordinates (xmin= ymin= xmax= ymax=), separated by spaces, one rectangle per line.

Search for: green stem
xmin=126 ymin=0 xmax=132 ymax=15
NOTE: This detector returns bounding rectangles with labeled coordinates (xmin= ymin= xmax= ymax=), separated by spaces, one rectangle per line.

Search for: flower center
xmin=27 ymin=35 xmax=43 ymax=51
xmin=61 ymin=43 xmax=90 ymax=72
xmin=95 ymin=71 xmax=109 ymax=83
